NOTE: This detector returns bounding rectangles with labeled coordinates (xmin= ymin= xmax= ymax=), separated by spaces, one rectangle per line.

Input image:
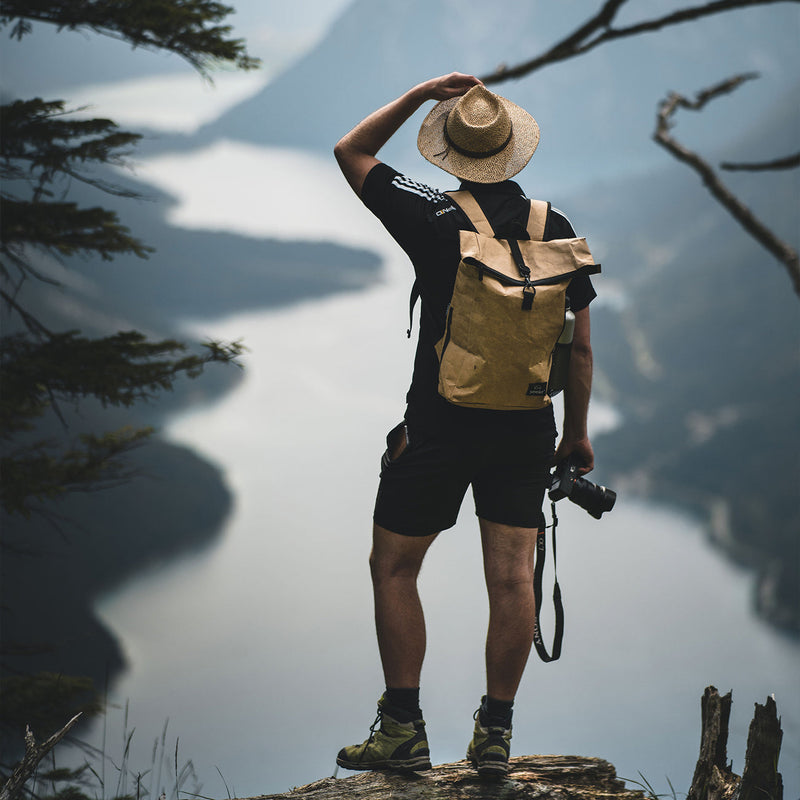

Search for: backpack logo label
xmin=527 ymin=382 xmax=548 ymax=397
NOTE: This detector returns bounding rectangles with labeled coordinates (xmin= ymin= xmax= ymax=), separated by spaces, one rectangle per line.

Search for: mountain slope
xmin=583 ymin=90 xmax=800 ymax=633
xmin=198 ymin=0 xmax=800 ymax=190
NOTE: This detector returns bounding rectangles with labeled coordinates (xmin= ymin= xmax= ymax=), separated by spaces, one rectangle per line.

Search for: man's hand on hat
xmin=425 ymin=72 xmax=483 ymax=102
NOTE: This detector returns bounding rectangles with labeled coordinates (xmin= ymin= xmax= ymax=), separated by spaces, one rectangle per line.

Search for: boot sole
xmin=468 ymin=755 xmax=509 ymax=780
xmin=336 ymin=755 xmax=432 ymax=772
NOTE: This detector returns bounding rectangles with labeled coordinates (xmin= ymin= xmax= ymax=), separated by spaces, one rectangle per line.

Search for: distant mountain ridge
xmin=198 ymin=0 xmax=800 ymax=190
xmin=582 ymin=93 xmax=800 ymax=633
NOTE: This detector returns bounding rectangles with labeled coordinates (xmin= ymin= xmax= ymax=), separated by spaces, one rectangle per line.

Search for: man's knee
xmin=485 ymin=565 xmax=535 ymax=595
xmin=370 ymin=524 xmax=436 ymax=583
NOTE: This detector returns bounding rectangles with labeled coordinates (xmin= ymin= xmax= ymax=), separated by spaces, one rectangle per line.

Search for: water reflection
xmin=89 ymin=145 xmax=798 ymax=798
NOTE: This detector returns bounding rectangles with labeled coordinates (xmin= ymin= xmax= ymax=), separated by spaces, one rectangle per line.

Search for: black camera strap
xmin=532 ymin=501 xmax=564 ymax=662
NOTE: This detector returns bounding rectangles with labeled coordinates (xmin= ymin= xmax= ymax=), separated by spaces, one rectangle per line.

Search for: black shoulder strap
xmin=445 ymin=190 xmax=495 ymax=236
xmin=532 ymin=502 xmax=564 ymax=662
xmin=408 ymin=189 xmax=485 ymax=338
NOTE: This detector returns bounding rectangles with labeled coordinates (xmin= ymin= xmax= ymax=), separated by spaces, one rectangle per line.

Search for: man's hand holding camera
xmin=554 ymin=436 xmax=594 ymax=475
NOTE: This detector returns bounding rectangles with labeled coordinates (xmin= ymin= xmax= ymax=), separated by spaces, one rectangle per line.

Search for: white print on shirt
xmin=551 ymin=207 xmax=573 ymax=228
xmin=391 ymin=174 xmax=447 ymax=204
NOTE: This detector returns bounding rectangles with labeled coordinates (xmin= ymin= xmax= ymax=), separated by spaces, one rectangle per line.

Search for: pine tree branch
xmin=1 ymin=99 xmax=145 ymax=199
xmin=1 ymin=198 xmax=153 ymax=260
xmin=653 ymin=74 xmax=800 ymax=297
xmin=481 ymin=0 xmax=799 ymax=84
xmin=0 ymin=288 xmax=52 ymax=337
xmin=0 ymin=330 xmax=245 ymax=514
xmin=0 ymin=427 xmax=154 ymax=516
xmin=0 ymin=0 xmax=260 ymax=74
xmin=0 ymin=98 xmax=152 ymax=331
xmin=0 ymin=1 xmax=251 ymax=519
xmin=1 ymin=331 xmax=245 ymax=432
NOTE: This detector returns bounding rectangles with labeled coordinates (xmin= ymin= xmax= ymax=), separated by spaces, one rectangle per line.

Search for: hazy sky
xmin=0 ymin=0 xmax=352 ymax=116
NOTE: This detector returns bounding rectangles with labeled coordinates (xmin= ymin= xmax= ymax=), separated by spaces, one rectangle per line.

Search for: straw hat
xmin=417 ymin=84 xmax=540 ymax=183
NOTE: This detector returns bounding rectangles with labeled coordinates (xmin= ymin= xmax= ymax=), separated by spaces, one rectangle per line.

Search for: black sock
xmin=480 ymin=695 xmax=514 ymax=729
xmin=384 ymin=687 xmax=421 ymax=721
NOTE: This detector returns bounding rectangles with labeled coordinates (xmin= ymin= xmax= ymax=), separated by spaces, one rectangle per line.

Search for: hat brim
xmin=417 ymin=93 xmax=540 ymax=183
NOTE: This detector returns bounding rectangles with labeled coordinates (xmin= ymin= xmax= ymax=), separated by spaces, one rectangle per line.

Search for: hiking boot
xmin=466 ymin=709 xmax=512 ymax=779
xmin=336 ymin=696 xmax=432 ymax=773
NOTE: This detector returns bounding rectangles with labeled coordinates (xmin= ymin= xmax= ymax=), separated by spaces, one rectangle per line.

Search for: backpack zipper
xmin=463 ymin=257 xmax=579 ymax=288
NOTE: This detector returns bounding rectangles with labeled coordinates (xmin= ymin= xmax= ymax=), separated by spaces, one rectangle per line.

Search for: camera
xmin=549 ymin=454 xmax=616 ymax=519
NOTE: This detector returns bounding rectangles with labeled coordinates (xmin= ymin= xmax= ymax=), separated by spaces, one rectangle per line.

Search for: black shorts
xmin=373 ymin=420 xmax=556 ymax=537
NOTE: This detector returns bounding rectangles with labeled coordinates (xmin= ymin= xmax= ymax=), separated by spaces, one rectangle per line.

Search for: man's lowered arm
xmin=554 ymin=305 xmax=594 ymax=473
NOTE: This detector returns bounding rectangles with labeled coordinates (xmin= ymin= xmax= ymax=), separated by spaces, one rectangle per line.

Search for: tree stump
xmin=245 ymin=755 xmax=645 ymax=800
xmin=687 ymin=686 xmax=784 ymax=800
xmin=740 ymin=695 xmax=783 ymax=800
xmin=687 ymin=686 xmax=737 ymax=800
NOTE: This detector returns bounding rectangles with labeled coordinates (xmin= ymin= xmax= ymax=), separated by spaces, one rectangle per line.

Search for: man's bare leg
xmin=479 ymin=518 xmax=538 ymax=702
xmin=370 ymin=523 xmax=438 ymax=689
xmin=336 ymin=524 xmax=436 ymax=772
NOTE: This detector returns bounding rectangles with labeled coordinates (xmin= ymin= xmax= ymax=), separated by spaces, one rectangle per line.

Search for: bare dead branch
xmin=721 ymin=151 xmax=800 ymax=171
xmin=662 ymin=72 xmax=761 ymax=111
xmin=482 ymin=0 xmax=799 ymax=84
xmin=482 ymin=0 xmax=628 ymax=82
xmin=0 ymin=714 xmax=82 ymax=800
xmin=653 ymin=75 xmax=800 ymax=297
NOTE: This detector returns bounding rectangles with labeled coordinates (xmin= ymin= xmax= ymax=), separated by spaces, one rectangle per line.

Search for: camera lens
xmin=571 ymin=477 xmax=617 ymax=519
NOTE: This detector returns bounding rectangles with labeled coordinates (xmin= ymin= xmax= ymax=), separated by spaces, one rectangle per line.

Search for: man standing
xmin=333 ymin=72 xmax=597 ymax=778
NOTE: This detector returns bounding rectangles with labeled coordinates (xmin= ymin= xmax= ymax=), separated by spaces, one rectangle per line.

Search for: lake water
xmin=85 ymin=142 xmax=799 ymax=799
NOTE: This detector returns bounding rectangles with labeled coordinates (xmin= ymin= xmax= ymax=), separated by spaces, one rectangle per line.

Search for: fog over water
xmin=83 ymin=141 xmax=800 ymax=798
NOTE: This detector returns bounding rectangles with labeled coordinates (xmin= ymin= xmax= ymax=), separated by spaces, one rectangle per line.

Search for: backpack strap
xmin=526 ymin=199 xmax=550 ymax=242
xmin=445 ymin=190 xmax=495 ymax=237
xmin=407 ymin=189 xmax=492 ymax=339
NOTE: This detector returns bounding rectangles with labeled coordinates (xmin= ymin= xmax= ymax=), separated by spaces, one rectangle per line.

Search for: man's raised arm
xmin=333 ymin=72 xmax=482 ymax=196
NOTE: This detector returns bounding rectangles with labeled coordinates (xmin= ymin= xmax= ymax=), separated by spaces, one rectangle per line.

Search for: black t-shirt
xmin=361 ymin=162 xmax=596 ymax=434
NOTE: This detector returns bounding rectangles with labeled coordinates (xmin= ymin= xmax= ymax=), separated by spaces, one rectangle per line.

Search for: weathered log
xmin=246 ymin=755 xmax=646 ymax=800
xmin=739 ymin=695 xmax=783 ymax=800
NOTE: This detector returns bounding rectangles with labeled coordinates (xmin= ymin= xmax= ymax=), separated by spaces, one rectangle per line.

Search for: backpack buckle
xmin=522 ymin=285 xmax=535 ymax=310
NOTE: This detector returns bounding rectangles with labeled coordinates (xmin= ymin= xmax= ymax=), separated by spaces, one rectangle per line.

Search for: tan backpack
xmin=429 ymin=190 xmax=599 ymax=410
